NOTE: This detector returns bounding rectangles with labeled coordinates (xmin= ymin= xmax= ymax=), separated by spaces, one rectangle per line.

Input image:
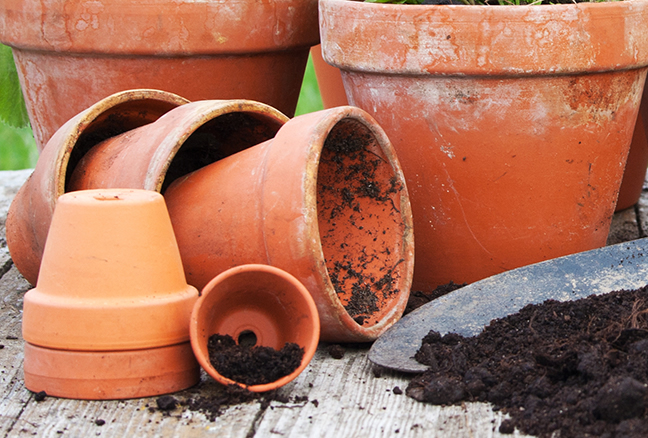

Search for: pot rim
xmin=264 ymin=106 xmax=415 ymax=341
xmin=320 ymin=0 xmax=648 ymax=76
xmin=0 ymin=0 xmax=319 ymax=55
xmin=190 ymin=264 xmax=320 ymax=392
xmin=144 ymin=99 xmax=289 ymax=193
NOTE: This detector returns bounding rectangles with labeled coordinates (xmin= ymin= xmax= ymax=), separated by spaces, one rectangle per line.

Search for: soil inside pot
xmin=208 ymin=334 xmax=304 ymax=386
xmin=406 ymin=285 xmax=648 ymax=437
xmin=317 ymin=119 xmax=408 ymax=327
xmin=162 ymin=112 xmax=282 ymax=192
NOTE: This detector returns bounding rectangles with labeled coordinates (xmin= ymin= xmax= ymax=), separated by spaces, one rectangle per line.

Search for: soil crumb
xmin=406 ymin=285 xmax=648 ymax=437
xmin=404 ymin=282 xmax=466 ymax=315
xmin=328 ymin=344 xmax=345 ymax=359
xmin=208 ymin=334 xmax=304 ymax=386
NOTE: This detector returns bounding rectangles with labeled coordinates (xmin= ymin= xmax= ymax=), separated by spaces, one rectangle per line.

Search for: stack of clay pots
xmin=8 ymin=89 xmax=415 ymax=398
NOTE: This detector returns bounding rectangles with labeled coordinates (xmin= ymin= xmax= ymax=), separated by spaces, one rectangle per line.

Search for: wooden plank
xmin=0 ymin=264 xmax=32 ymax=436
xmin=253 ymin=347 xmax=531 ymax=438
xmin=12 ymin=391 xmax=262 ymax=437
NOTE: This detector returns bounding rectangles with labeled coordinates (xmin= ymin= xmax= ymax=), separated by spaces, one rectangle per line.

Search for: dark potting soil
xmin=406 ymin=285 xmax=648 ymax=438
xmin=319 ymin=121 xmax=406 ymax=326
xmin=404 ymin=282 xmax=466 ymax=316
xmin=208 ymin=334 xmax=304 ymax=386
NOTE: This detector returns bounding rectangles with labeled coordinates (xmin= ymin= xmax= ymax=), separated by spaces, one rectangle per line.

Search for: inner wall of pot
xmin=317 ymin=119 xmax=408 ymax=328
xmin=65 ymin=99 xmax=181 ymax=190
xmin=161 ymin=112 xmax=283 ymax=192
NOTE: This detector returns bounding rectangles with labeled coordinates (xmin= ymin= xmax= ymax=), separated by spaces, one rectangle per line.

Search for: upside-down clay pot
xmin=6 ymin=89 xmax=189 ymax=286
xmin=190 ymin=264 xmax=320 ymax=392
xmin=8 ymin=96 xmax=287 ymax=286
xmin=310 ymin=45 xmax=348 ymax=109
xmin=165 ymin=106 xmax=415 ymax=342
xmin=0 ymin=0 xmax=318 ymax=150
xmin=320 ymin=0 xmax=648 ymax=292
xmin=22 ymin=189 xmax=200 ymax=400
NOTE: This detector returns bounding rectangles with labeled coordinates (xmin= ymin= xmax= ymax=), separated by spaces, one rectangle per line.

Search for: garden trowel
xmin=369 ymin=238 xmax=648 ymax=373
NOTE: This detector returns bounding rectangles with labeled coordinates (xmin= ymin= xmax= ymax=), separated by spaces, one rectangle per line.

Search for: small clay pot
xmin=6 ymin=89 xmax=189 ymax=286
xmin=22 ymin=189 xmax=200 ymax=399
xmin=190 ymin=264 xmax=320 ymax=392
xmin=165 ymin=106 xmax=415 ymax=342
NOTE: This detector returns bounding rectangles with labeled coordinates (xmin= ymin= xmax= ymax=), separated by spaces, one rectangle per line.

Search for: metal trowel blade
xmin=368 ymin=238 xmax=648 ymax=373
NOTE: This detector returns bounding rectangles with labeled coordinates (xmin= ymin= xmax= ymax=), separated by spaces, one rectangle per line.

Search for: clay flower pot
xmin=310 ymin=45 xmax=348 ymax=109
xmin=320 ymin=0 xmax=648 ymax=292
xmin=165 ymin=106 xmax=414 ymax=342
xmin=23 ymin=189 xmax=200 ymax=400
xmin=7 ymin=95 xmax=287 ymax=286
xmin=616 ymin=86 xmax=648 ymax=212
xmin=0 ymin=0 xmax=318 ymax=150
xmin=190 ymin=264 xmax=320 ymax=392
xmin=6 ymin=89 xmax=188 ymax=286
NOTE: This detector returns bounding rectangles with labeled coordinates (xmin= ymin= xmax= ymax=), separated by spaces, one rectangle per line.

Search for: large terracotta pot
xmin=191 ymin=264 xmax=320 ymax=392
xmin=320 ymin=0 xmax=648 ymax=292
xmin=23 ymin=189 xmax=199 ymax=400
xmin=7 ymin=94 xmax=287 ymax=286
xmin=6 ymin=89 xmax=188 ymax=286
xmin=165 ymin=106 xmax=415 ymax=342
xmin=0 ymin=0 xmax=318 ymax=151
xmin=616 ymin=85 xmax=648 ymax=211
xmin=310 ymin=45 xmax=348 ymax=109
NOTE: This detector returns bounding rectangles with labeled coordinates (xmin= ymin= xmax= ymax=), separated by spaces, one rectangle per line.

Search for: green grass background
xmin=0 ymin=52 xmax=324 ymax=171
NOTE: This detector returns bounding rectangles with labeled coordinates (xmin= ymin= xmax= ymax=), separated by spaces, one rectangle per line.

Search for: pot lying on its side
xmin=165 ymin=106 xmax=415 ymax=342
xmin=6 ymin=89 xmax=189 ymax=286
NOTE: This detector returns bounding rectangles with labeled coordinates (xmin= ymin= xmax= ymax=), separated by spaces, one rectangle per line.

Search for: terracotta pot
xmin=190 ymin=264 xmax=319 ymax=392
xmin=165 ymin=106 xmax=414 ymax=342
xmin=6 ymin=89 xmax=188 ymax=286
xmin=23 ymin=189 xmax=200 ymax=399
xmin=320 ymin=0 xmax=648 ymax=292
xmin=310 ymin=45 xmax=348 ymax=109
xmin=0 ymin=0 xmax=318 ymax=151
xmin=616 ymin=85 xmax=648 ymax=212
xmin=7 ymin=96 xmax=287 ymax=286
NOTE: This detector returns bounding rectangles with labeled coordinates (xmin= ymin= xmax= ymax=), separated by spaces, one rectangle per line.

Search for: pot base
xmin=24 ymin=342 xmax=200 ymax=400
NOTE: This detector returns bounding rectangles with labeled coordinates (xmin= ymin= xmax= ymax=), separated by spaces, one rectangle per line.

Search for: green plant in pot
xmin=320 ymin=0 xmax=648 ymax=293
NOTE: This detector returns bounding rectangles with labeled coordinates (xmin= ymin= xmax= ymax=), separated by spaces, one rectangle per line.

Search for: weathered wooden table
xmin=0 ymin=169 xmax=644 ymax=438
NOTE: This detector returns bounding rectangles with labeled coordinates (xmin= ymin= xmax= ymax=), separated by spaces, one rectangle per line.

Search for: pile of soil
xmin=407 ymin=286 xmax=648 ymax=437
xmin=208 ymin=334 xmax=304 ymax=386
